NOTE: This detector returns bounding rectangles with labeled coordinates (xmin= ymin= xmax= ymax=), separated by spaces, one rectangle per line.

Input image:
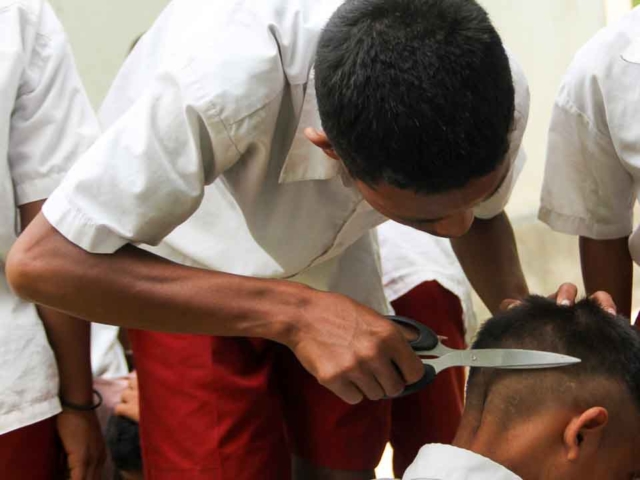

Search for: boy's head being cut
xmin=406 ymin=296 xmax=640 ymax=479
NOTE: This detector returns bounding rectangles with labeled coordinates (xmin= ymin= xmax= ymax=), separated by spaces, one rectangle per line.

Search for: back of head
xmin=315 ymin=0 xmax=514 ymax=194
xmin=466 ymin=296 xmax=640 ymax=437
xmin=106 ymin=415 xmax=143 ymax=474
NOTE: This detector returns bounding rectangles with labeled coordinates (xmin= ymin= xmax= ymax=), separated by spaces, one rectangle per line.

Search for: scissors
xmin=388 ymin=315 xmax=581 ymax=397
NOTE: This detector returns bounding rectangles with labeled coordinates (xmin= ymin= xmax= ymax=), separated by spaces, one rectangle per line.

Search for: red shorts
xmin=129 ymin=333 xmax=389 ymax=479
xmin=0 ymin=417 xmax=62 ymax=480
xmin=129 ymin=281 xmax=464 ymax=480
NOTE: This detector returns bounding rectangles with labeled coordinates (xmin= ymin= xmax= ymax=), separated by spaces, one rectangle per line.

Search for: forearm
xmin=39 ymin=308 xmax=94 ymax=405
xmin=7 ymin=213 xmax=309 ymax=344
xmin=579 ymin=236 xmax=632 ymax=318
xmin=450 ymin=211 xmax=528 ymax=314
xmin=18 ymin=201 xmax=93 ymax=404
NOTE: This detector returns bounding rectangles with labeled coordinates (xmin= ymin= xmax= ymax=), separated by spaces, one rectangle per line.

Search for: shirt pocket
xmin=622 ymin=38 xmax=640 ymax=64
xmin=303 ymin=200 xmax=387 ymax=271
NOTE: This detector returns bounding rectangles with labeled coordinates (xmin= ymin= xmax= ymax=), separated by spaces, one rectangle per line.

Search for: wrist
xmin=60 ymin=389 xmax=102 ymax=411
xmin=261 ymin=280 xmax=316 ymax=347
xmin=58 ymin=379 xmax=94 ymax=406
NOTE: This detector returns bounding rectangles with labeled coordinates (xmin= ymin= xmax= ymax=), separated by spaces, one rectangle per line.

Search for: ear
xmin=563 ymin=407 xmax=609 ymax=462
xmin=304 ymin=128 xmax=341 ymax=161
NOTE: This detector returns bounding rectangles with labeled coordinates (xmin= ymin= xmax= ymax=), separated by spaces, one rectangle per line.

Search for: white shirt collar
xmin=279 ymin=71 xmax=344 ymax=184
xmin=402 ymin=444 xmax=523 ymax=480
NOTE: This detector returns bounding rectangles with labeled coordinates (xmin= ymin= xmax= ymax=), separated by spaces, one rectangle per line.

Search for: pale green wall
xmin=49 ymin=0 xmax=170 ymax=108
xmin=478 ymin=0 xmax=607 ymax=220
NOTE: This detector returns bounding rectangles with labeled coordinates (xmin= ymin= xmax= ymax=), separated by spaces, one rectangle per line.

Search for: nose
xmin=430 ymin=210 xmax=475 ymax=238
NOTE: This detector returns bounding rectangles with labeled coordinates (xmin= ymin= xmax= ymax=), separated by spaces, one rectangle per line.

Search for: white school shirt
xmin=44 ymin=0 xmax=523 ymax=317
xmin=377 ymin=223 xmax=479 ymax=343
xmin=539 ymin=7 xmax=640 ymax=264
xmin=402 ymin=444 xmax=522 ymax=480
xmin=378 ymin=53 xmax=530 ymax=343
xmin=91 ymin=323 xmax=128 ymax=379
xmin=0 ymin=0 xmax=99 ymax=434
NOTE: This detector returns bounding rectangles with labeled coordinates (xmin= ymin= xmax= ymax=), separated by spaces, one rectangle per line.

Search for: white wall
xmin=49 ymin=0 xmax=170 ymax=108
xmin=478 ymin=0 xmax=608 ymax=221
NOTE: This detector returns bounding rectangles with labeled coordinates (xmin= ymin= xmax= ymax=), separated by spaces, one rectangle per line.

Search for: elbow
xmin=7 ymin=239 xmax=38 ymax=302
xmin=6 ymin=235 xmax=51 ymax=304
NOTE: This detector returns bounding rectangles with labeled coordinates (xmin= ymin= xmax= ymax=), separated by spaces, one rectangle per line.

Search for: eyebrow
xmin=394 ymin=169 xmax=510 ymax=225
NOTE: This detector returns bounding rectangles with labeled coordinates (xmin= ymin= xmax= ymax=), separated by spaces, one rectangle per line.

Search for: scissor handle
xmin=398 ymin=364 xmax=438 ymax=397
xmin=385 ymin=315 xmax=439 ymax=397
xmin=386 ymin=315 xmax=439 ymax=351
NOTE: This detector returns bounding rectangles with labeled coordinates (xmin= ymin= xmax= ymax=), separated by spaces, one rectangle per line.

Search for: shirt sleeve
xmin=43 ymin=67 xmax=240 ymax=254
xmin=539 ymin=89 xmax=635 ymax=240
xmin=42 ymin=2 xmax=285 ymax=254
xmin=474 ymin=50 xmax=530 ymax=220
xmin=8 ymin=2 xmax=99 ymax=207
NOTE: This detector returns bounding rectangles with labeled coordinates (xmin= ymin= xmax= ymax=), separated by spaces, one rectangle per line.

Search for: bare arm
xmin=450 ymin=211 xmax=528 ymax=314
xmin=7 ymin=213 xmax=424 ymax=404
xmin=18 ymin=201 xmax=94 ymax=405
xmin=18 ymin=201 xmax=104 ymax=480
xmin=579 ymin=236 xmax=632 ymax=318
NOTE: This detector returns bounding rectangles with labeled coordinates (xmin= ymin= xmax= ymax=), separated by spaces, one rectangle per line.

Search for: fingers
xmin=114 ymin=401 xmax=139 ymax=422
xmin=388 ymin=336 xmax=426 ymax=387
xmin=69 ymin=465 xmax=85 ymax=480
xmin=366 ymin=359 xmax=407 ymax=399
xmin=500 ymin=298 xmax=521 ymax=311
xmin=127 ymin=373 xmax=138 ymax=389
xmin=548 ymin=284 xmax=617 ymax=315
xmin=349 ymin=372 xmax=386 ymax=401
xmin=114 ymin=402 xmax=127 ymax=416
xmin=325 ymin=380 xmax=364 ymax=405
xmin=121 ymin=387 xmax=137 ymax=404
xmin=551 ymin=282 xmax=578 ymax=306
xmin=318 ymin=339 xmax=418 ymax=403
xmin=395 ymin=323 xmax=419 ymax=342
xmin=589 ymin=291 xmax=617 ymax=315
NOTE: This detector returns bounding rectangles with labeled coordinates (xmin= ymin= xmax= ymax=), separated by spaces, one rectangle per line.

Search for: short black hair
xmin=315 ymin=0 xmax=514 ymax=194
xmin=469 ymin=296 xmax=640 ymax=413
xmin=106 ymin=415 xmax=143 ymax=474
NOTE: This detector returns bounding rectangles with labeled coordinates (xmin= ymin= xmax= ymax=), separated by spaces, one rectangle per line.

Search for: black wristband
xmin=60 ymin=389 xmax=103 ymax=411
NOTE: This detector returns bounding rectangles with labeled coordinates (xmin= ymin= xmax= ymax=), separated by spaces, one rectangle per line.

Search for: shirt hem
xmin=0 ymin=396 xmax=61 ymax=436
xmin=15 ymin=172 xmax=68 ymax=206
xmin=538 ymin=206 xmax=632 ymax=240
xmin=43 ymin=190 xmax=129 ymax=254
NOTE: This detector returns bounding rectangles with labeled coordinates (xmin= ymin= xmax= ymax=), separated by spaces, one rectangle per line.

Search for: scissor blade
xmin=424 ymin=349 xmax=580 ymax=373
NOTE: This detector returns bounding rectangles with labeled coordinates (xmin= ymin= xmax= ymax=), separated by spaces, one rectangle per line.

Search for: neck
xmin=453 ymin=410 xmax=563 ymax=480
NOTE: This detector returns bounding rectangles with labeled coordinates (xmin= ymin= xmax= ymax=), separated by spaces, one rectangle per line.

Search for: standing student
xmin=0 ymin=1 xmax=104 ymax=478
xmin=8 ymin=1 xmax=582 ymax=479
xmin=540 ymin=6 xmax=640 ymax=320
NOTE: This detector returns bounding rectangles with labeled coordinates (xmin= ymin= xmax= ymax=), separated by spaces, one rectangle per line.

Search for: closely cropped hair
xmin=106 ymin=415 xmax=143 ymax=473
xmin=315 ymin=0 xmax=514 ymax=193
xmin=470 ymin=296 xmax=640 ymax=412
